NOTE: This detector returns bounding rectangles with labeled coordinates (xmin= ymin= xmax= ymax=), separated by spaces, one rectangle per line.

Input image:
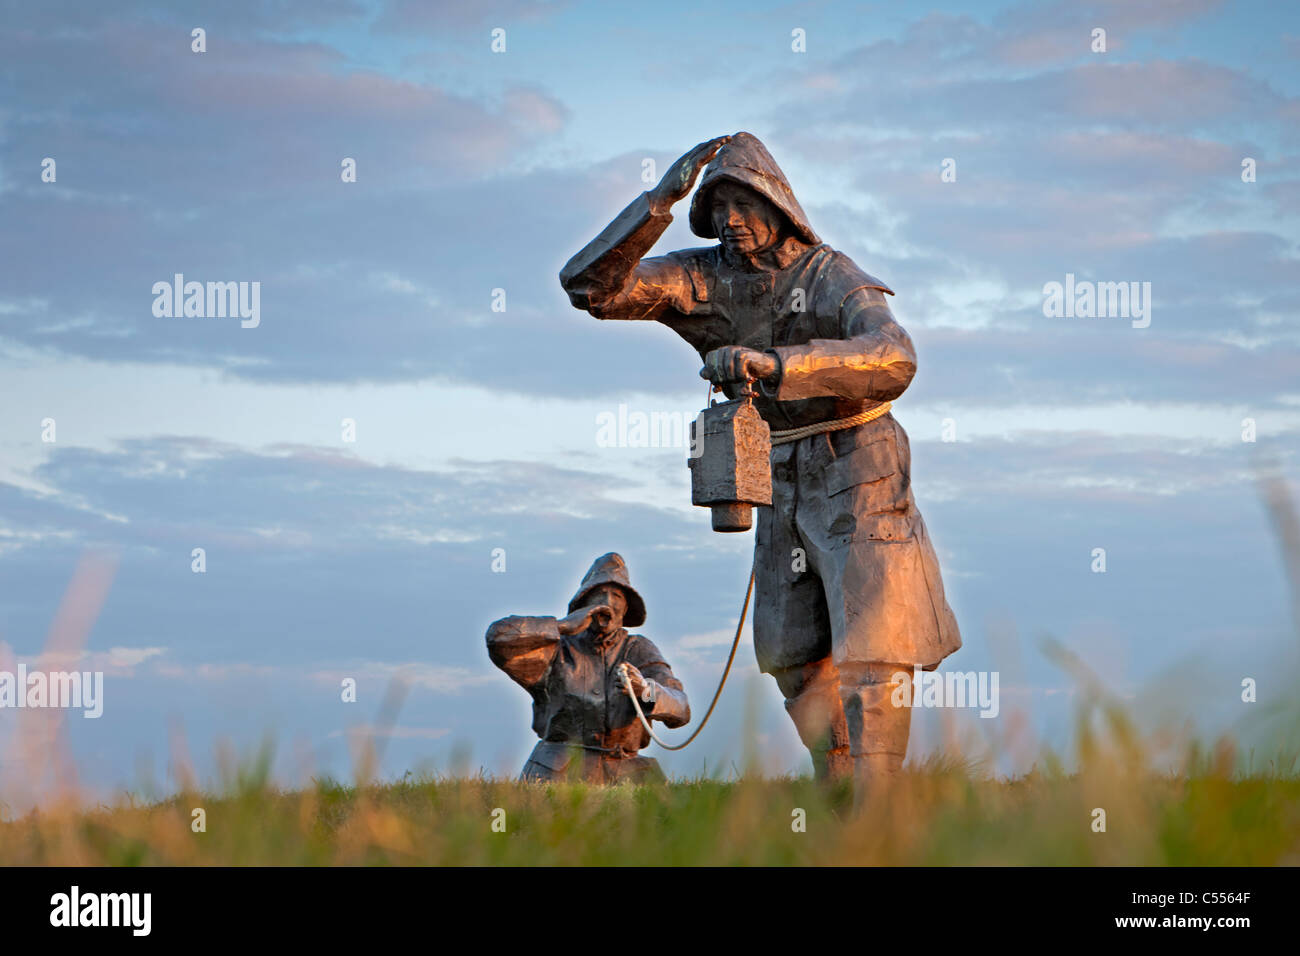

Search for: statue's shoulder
xmin=624 ymin=632 xmax=668 ymax=663
xmin=664 ymin=245 xmax=720 ymax=277
xmin=666 ymin=245 xmax=719 ymax=265
xmin=661 ymin=245 xmax=721 ymax=303
xmin=813 ymin=245 xmax=894 ymax=300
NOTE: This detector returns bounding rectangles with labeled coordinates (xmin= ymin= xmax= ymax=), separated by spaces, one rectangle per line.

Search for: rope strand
xmin=769 ymin=401 xmax=892 ymax=445
xmin=621 ymin=557 xmax=755 ymax=750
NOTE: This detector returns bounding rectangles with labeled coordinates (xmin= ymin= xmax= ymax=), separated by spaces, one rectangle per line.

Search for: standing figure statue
xmin=559 ymin=133 xmax=961 ymax=790
xmin=486 ymin=552 xmax=690 ymax=783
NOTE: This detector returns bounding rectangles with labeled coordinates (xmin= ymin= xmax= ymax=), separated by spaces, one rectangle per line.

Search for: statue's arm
xmin=630 ymin=638 xmax=691 ymax=728
xmin=485 ymin=616 xmax=561 ymax=691
xmin=558 ymin=192 xmax=698 ymax=322
xmin=763 ymin=287 xmax=917 ymax=403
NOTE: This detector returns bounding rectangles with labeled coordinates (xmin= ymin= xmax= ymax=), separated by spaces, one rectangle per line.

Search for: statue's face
xmin=709 ymin=181 xmax=784 ymax=257
xmin=584 ymin=584 xmax=627 ymax=634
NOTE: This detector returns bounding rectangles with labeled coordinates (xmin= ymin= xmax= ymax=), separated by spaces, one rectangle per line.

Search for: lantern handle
xmin=704 ymin=377 xmax=757 ymax=407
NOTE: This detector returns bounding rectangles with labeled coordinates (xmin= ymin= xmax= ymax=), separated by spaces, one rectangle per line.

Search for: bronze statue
xmin=486 ymin=553 xmax=690 ymax=783
xmin=560 ymin=133 xmax=961 ymax=790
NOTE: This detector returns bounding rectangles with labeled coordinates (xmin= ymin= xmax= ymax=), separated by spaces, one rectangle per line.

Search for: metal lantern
xmin=688 ymin=394 xmax=772 ymax=532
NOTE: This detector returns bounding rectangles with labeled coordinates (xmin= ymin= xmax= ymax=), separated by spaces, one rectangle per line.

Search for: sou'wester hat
xmin=567 ymin=552 xmax=647 ymax=628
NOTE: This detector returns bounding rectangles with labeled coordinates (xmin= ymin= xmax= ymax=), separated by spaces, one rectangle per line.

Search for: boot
xmin=811 ymin=745 xmax=853 ymax=784
xmin=839 ymin=662 xmax=912 ymax=810
xmin=850 ymin=752 xmax=905 ymax=811
xmin=772 ymin=657 xmax=851 ymax=784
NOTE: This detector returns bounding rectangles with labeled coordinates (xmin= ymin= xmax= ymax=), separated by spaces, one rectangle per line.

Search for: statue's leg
xmin=791 ymin=429 xmax=917 ymax=800
xmin=522 ymin=741 xmax=612 ymax=783
xmin=521 ymin=741 xmax=571 ymax=782
xmin=609 ymin=755 xmax=666 ymax=785
xmin=770 ymin=657 xmax=851 ymax=781
xmin=754 ymin=453 xmax=848 ymax=781
xmin=837 ymin=662 xmax=912 ymax=804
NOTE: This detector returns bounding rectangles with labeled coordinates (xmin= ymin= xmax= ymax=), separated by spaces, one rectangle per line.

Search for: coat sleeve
xmin=628 ymin=636 xmax=690 ymax=728
xmin=559 ymin=192 xmax=701 ymax=322
xmin=485 ymin=616 xmax=561 ymax=692
xmin=763 ymin=286 xmax=917 ymax=403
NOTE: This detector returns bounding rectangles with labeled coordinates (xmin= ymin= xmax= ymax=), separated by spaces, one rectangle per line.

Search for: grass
xmin=6 ymin=599 xmax=1298 ymax=865
xmin=2 ymin=736 xmax=1298 ymax=865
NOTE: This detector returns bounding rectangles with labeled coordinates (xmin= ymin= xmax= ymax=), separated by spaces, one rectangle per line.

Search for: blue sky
xmin=1 ymin=0 xmax=1298 ymax=807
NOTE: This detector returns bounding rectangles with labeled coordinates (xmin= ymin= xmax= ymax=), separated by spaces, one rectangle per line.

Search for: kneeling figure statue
xmin=486 ymin=553 xmax=690 ymax=783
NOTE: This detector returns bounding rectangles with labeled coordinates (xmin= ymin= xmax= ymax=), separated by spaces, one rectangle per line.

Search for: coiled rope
xmin=769 ymin=401 xmax=892 ymax=445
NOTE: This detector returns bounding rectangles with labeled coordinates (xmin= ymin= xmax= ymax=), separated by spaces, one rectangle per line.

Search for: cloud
xmin=371 ymin=0 xmax=573 ymax=34
xmin=150 ymin=662 xmax=277 ymax=680
xmin=3 ymin=1 xmax=1294 ymax=415
xmin=0 ymin=643 xmax=168 ymax=676
xmin=309 ymin=663 xmax=497 ymax=694
xmin=989 ymin=0 xmax=1225 ymax=65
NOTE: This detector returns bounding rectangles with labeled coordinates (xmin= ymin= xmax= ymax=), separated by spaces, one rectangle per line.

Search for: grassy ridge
xmin=4 ymin=672 xmax=1298 ymax=865
xmin=4 ymin=621 xmax=1299 ymax=867
xmin=3 ymin=755 xmax=1298 ymax=866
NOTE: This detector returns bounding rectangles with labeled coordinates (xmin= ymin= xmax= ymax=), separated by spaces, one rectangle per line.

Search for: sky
xmin=1 ymin=0 xmax=1298 ymax=807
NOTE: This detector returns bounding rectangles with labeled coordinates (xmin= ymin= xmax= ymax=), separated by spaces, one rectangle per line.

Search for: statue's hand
xmin=618 ymin=662 xmax=648 ymax=699
xmin=700 ymin=346 xmax=779 ymax=386
xmin=647 ymin=135 xmax=731 ymax=215
xmin=557 ymin=604 xmax=614 ymax=636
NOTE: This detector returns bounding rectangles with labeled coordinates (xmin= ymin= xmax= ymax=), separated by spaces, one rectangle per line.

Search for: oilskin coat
xmin=559 ymin=133 xmax=960 ymax=676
